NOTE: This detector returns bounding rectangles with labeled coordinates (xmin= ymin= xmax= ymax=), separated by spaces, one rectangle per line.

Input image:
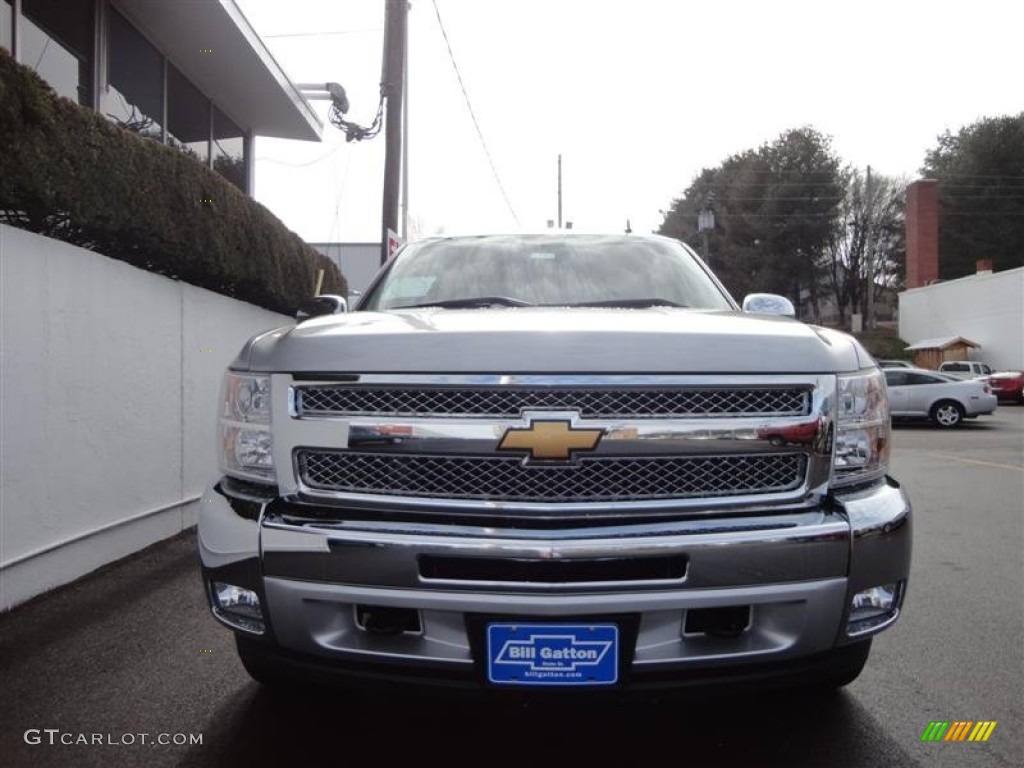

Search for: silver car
xmin=884 ymin=367 xmax=998 ymax=427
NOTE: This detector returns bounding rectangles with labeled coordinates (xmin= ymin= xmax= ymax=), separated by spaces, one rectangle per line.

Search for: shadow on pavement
xmin=180 ymin=682 xmax=916 ymax=768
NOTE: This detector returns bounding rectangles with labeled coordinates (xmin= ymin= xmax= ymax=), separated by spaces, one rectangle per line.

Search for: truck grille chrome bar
xmin=295 ymin=385 xmax=810 ymax=419
xmin=297 ymin=450 xmax=806 ymax=503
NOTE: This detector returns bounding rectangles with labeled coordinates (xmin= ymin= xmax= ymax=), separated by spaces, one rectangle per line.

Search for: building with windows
xmin=1 ymin=0 xmax=322 ymax=194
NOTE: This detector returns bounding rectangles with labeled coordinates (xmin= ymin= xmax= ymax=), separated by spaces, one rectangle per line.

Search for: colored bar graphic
xmin=944 ymin=721 xmax=972 ymax=741
xmin=968 ymin=722 xmax=997 ymax=742
xmin=921 ymin=722 xmax=949 ymax=741
xmin=921 ymin=720 xmax=996 ymax=742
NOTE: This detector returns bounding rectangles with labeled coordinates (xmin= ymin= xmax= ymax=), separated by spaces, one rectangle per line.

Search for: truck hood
xmin=234 ymin=308 xmax=868 ymax=374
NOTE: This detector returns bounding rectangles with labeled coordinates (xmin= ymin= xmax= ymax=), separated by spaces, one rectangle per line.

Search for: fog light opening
xmin=355 ymin=605 xmax=422 ymax=636
xmin=846 ymin=582 xmax=902 ymax=636
xmin=210 ymin=581 xmax=265 ymax=634
xmin=683 ymin=606 xmax=752 ymax=638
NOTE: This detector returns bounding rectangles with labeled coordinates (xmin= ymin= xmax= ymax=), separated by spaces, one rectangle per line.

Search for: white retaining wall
xmin=0 ymin=224 xmax=291 ymax=610
xmin=899 ymin=267 xmax=1024 ymax=370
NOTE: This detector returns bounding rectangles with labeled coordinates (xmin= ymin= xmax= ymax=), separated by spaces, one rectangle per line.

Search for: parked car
xmin=937 ymin=360 xmax=993 ymax=380
xmin=876 ymin=359 xmax=914 ymax=369
xmin=884 ymin=368 xmax=998 ymax=427
xmin=987 ymin=370 xmax=1024 ymax=403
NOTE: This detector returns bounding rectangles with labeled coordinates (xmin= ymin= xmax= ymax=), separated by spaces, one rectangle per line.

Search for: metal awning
xmin=114 ymin=0 xmax=322 ymax=141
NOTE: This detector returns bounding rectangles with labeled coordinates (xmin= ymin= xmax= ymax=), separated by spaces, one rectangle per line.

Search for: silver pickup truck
xmin=199 ymin=233 xmax=911 ymax=694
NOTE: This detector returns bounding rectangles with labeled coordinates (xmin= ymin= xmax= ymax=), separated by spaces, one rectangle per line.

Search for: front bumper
xmin=198 ymin=478 xmax=911 ymax=687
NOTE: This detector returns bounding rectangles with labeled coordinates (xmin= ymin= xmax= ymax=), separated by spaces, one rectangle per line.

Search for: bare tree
xmin=824 ymin=170 xmax=906 ymax=327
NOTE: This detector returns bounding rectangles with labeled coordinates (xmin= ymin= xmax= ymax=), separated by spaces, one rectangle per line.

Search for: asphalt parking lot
xmin=1 ymin=407 xmax=1021 ymax=768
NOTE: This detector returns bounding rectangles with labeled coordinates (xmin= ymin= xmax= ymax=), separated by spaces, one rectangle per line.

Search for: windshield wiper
xmin=560 ymin=298 xmax=688 ymax=308
xmin=394 ymin=296 xmax=534 ymax=309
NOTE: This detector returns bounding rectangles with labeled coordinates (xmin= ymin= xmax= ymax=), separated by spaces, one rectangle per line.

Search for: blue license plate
xmin=486 ymin=623 xmax=619 ymax=687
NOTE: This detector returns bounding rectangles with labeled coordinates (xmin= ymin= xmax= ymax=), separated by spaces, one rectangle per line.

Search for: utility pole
xmin=864 ymin=164 xmax=874 ymax=330
xmin=380 ymin=0 xmax=408 ymax=265
xmin=557 ymin=154 xmax=563 ymax=229
xmin=400 ymin=3 xmax=410 ymax=241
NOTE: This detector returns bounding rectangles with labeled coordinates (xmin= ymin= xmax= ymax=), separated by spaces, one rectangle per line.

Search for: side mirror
xmin=296 ymin=294 xmax=348 ymax=322
xmin=742 ymin=293 xmax=795 ymax=317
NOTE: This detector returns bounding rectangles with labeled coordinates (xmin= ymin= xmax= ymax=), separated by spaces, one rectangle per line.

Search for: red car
xmin=988 ymin=371 xmax=1024 ymax=403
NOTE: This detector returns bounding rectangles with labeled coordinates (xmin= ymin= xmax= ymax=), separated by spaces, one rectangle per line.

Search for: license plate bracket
xmin=486 ymin=623 xmax=619 ymax=687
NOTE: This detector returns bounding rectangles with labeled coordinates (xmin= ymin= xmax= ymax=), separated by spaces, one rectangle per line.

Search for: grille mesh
xmin=298 ymin=451 xmax=806 ymax=503
xmin=296 ymin=386 xmax=809 ymax=419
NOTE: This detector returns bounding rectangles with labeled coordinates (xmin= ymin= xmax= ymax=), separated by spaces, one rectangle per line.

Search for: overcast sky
xmin=238 ymin=0 xmax=1023 ymax=244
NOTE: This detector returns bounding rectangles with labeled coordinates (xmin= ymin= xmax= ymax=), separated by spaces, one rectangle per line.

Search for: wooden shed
xmin=903 ymin=336 xmax=982 ymax=370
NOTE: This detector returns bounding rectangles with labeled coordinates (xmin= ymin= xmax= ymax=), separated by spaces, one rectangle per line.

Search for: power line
xmin=724 ymin=196 xmax=844 ymax=202
xmin=326 ymin=146 xmax=356 ymax=246
xmin=431 ymin=0 xmax=520 ymax=225
xmin=264 ymin=28 xmax=382 ymax=38
xmin=256 ymin=144 xmax=342 ymax=167
xmin=925 ymin=173 xmax=1024 ymax=179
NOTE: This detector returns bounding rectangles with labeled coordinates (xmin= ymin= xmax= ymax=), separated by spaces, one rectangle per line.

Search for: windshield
xmin=359 ymin=235 xmax=734 ymax=311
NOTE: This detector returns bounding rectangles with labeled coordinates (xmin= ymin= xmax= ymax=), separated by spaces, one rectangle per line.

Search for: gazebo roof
xmin=904 ymin=336 xmax=981 ymax=352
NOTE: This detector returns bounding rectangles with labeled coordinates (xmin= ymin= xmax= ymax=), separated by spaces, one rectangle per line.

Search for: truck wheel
xmin=930 ymin=400 xmax=964 ymax=428
xmin=812 ymin=639 xmax=872 ymax=690
xmin=235 ymin=636 xmax=297 ymax=690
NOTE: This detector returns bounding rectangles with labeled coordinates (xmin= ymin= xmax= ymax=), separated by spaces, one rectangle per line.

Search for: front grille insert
xmin=419 ymin=554 xmax=688 ymax=583
xmin=297 ymin=451 xmax=806 ymax=503
xmin=295 ymin=386 xmax=810 ymax=419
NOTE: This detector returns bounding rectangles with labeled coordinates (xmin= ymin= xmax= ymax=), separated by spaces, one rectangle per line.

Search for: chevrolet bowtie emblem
xmin=497 ymin=420 xmax=603 ymax=461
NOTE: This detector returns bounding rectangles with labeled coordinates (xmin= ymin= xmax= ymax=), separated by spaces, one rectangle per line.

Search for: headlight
xmin=833 ymin=369 xmax=890 ymax=486
xmin=219 ymin=372 xmax=274 ymax=483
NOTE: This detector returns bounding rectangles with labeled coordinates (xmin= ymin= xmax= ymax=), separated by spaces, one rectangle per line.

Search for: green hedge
xmin=854 ymin=330 xmax=910 ymax=361
xmin=0 ymin=48 xmax=344 ymax=315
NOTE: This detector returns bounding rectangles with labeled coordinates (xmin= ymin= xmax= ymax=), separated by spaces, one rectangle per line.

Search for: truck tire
xmin=930 ymin=400 xmax=964 ymax=428
xmin=812 ymin=639 xmax=872 ymax=690
xmin=235 ymin=636 xmax=297 ymax=691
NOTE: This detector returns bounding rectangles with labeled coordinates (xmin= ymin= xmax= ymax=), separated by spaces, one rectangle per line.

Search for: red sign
xmin=387 ymin=229 xmax=403 ymax=260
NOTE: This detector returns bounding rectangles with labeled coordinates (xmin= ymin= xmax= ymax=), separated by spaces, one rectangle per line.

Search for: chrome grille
xmin=297 ymin=451 xmax=806 ymax=503
xmin=296 ymin=386 xmax=809 ymax=419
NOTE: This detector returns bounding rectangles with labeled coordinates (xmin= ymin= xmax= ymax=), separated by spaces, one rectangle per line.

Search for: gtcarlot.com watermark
xmin=24 ymin=729 xmax=202 ymax=747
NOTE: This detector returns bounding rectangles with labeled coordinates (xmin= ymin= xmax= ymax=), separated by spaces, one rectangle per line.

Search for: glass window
xmin=1 ymin=1 xmax=13 ymax=52
xmin=884 ymin=371 xmax=907 ymax=387
xmin=362 ymin=235 xmax=734 ymax=311
xmin=21 ymin=0 xmax=94 ymax=106
xmin=167 ymin=64 xmax=209 ymax=163
xmin=212 ymin=106 xmax=247 ymax=192
xmin=106 ymin=8 xmax=163 ymax=141
xmin=905 ymin=373 xmax=941 ymax=386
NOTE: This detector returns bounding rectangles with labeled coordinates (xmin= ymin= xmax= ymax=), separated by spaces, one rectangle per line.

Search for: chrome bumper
xmin=198 ymin=478 xmax=911 ymax=672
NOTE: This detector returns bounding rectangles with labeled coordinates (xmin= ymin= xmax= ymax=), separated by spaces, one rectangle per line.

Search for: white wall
xmin=899 ymin=267 xmax=1024 ymax=370
xmin=0 ymin=224 xmax=290 ymax=610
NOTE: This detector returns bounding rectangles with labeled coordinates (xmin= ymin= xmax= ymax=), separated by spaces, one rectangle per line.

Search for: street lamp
xmin=697 ymin=207 xmax=715 ymax=266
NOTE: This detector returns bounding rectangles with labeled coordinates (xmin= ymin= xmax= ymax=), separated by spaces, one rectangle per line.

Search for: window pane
xmin=1 ymin=1 xmax=12 ymax=52
xmin=167 ymin=64 xmax=209 ymax=163
xmin=213 ymin=106 xmax=247 ymax=192
xmin=364 ymin=236 xmax=733 ymax=311
xmin=21 ymin=0 xmax=94 ymax=106
xmin=107 ymin=9 xmax=163 ymax=141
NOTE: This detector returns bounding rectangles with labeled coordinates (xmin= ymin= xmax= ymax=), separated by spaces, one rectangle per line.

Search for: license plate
xmin=486 ymin=623 xmax=619 ymax=686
